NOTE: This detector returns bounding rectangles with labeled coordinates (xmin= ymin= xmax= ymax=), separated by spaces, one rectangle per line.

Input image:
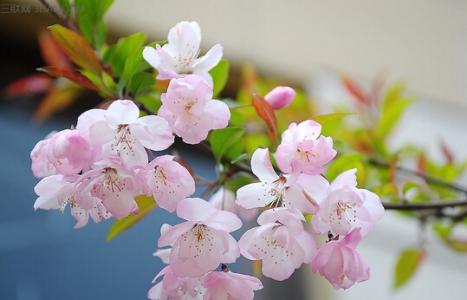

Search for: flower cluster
xmin=31 ymin=20 xmax=385 ymax=299
xmin=236 ymin=120 xmax=384 ymax=288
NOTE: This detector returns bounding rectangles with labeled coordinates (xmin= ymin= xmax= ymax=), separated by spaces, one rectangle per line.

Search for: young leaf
xmin=5 ymin=74 xmax=53 ymax=96
xmin=128 ymin=72 xmax=156 ymax=97
xmin=393 ymin=247 xmax=424 ymax=289
xmin=106 ymin=195 xmax=157 ymax=242
xmin=38 ymin=67 xmax=99 ymax=91
xmin=48 ymin=24 xmax=102 ymax=74
xmin=434 ymin=223 xmax=467 ymax=253
xmin=342 ymin=76 xmax=369 ymax=105
xmin=252 ymin=94 xmax=278 ymax=143
xmin=38 ymin=31 xmax=71 ymax=69
xmin=209 ymin=127 xmax=245 ymax=163
xmin=375 ymin=96 xmax=413 ymax=140
xmin=313 ymin=112 xmax=352 ymax=125
xmin=326 ymin=152 xmax=366 ymax=184
xmin=75 ymin=0 xmax=114 ymax=47
xmin=34 ymin=83 xmax=82 ymax=120
xmin=210 ymin=59 xmax=230 ymax=97
xmin=105 ymin=32 xmax=147 ymax=77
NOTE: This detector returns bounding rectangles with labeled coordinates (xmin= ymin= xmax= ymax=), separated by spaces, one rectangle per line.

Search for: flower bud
xmin=264 ymin=86 xmax=296 ymax=110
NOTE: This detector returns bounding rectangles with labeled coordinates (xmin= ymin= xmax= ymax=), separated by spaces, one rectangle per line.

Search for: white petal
xmin=131 ymin=115 xmax=174 ymax=151
xmin=236 ymin=182 xmax=277 ymax=209
xmin=142 ymin=46 xmax=161 ymax=69
xmin=105 ymin=100 xmax=140 ymax=126
xmin=251 ymin=148 xmax=279 ymax=183
xmin=193 ymin=44 xmax=223 ymax=72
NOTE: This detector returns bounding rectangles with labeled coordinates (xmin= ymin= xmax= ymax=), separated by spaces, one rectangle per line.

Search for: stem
xmin=38 ymin=0 xmax=78 ymax=30
xmin=368 ymin=158 xmax=467 ymax=195
xmin=383 ymin=200 xmax=467 ymax=210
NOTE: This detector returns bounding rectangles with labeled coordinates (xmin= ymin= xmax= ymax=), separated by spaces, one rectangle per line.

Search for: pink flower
xmin=31 ymin=129 xmax=97 ymax=177
xmin=239 ymin=207 xmax=318 ymax=281
xmin=76 ymin=100 xmax=174 ymax=167
xmin=312 ymin=169 xmax=384 ymax=237
xmin=264 ymin=86 xmax=296 ymax=110
xmin=158 ymin=198 xmax=242 ymax=277
xmin=76 ymin=159 xmax=141 ymax=219
xmin=209 ymin=187 xmax=257 ymax=221
xmin=158 ymin=75 xmax=230 ymax=144
xmin=33 ymin=175 xmax=110 ymax=228
xmin=275 ymin=120 xmax=337 ymax=175
xmin=139 ymin=155 xmax=195 ymax=212
xmin=148 ymin=266 xmax=206 ymax=300
xmin=143 ymin=21 xmax=223 ymax=83
xmin=236 ymin=148 xmax=329 ymax=214
xmin=203 ymin=271 xmax=263 ymax=300
xmin=311 ymin=229 xmax=369 ymax=289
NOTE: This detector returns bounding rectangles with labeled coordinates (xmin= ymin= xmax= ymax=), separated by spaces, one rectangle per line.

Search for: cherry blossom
xmin=275 ymin=120 xmax=337 ymax=175
xmin=203 ymin=270 xmax=263 ymax=300
xmin=142 ymin=21 xmax=223 ymax=83
xmin=312 ymin=169 xmax=384 ymax=237
xmin=264 ymin=86 xmax=296 ymax=110
xmin=76 ymin=99 xmax=174 ymax=167
xmin=139 ymin=155 xmax=195 ymax=212
xmin=158 ymin=75 xmax=230 ymax=144
xmin=31 ymin=129 xmax=97 ymax=177
xmin=148 ymin=266 xmax=206 ymax=300
xmin=236 ymin=148 xmax=328 ymax=214
xmin=209 ymin=187 xmax=257 ymax=221
xmin=158 ymin=198 xmax=242 ymax=277
xmin=239 ymin=207 xmax=318 ymax=281
xmin=33 ymin=174 xmax=110 ymax=228
xmin=311 ymin=229 xmax=369 ymax=289
xmin=75 ymin=158 xmax=141 ymax=219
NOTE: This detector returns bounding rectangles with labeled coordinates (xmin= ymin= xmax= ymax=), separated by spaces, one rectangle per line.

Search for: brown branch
xmin=382 ymin=200 xmax=467 ymax=211
xmin=38 ymin=0 xmax=78 ymax=31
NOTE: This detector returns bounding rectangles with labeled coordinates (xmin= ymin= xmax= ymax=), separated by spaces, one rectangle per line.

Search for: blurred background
xmin=1 ymin=0 xmax=467 ymax=299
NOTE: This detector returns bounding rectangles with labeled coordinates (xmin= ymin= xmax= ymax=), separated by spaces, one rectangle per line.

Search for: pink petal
xmin=331 ymin=169 xmax=358 ymax=191
xmin=158 ymin=221 xmax=195 ymax=247
xmin=131 ymin=115 xmax=174 ymax=151
xmin=176 ymin=198 xmax=218 ymax=222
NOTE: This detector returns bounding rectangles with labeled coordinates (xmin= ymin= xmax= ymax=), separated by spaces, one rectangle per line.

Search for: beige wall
xmin=106 ymin=0 xmax=467 ymax=107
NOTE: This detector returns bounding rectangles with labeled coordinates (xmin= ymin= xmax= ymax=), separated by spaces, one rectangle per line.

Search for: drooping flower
xmin=76 ymin=158 xmax=141 ymax=219
xmin=158 ymin=198 xmax=242 ymax=277
xmin=33 ymin=174 xmax=110 ymax=228
xmin=76 ymin=99 xmax=174 ymax=167
xmin=311 ymin=229 xmax=369 ymax=289
xmin=236 ymin=148 xmax=328 ymax=214
xmin=239 ymin=207 xmax=318 ymax=281
xmin=209 ymin=187 xmax=257 ymax=221
xmin=142 ymin=21 xmax=223 ymax=83
xmin=31 ymin=129 xmax=97 ymax=177
xmin=312 ymin=169 xmax=384 ymax=237
xmin=264 ymin=86 xmax=296 ymax=110
xmin=148 ymin=266 xmax=206 ymax=300
xmin=203 ymin=270 xmax=263 ymax=300
xmin=275 ymin=120 xmax=337 ymax=175
xmin=158 ymin=75 xmax=230 ymax=144
xmin=139 ymin=155 xmax=195 ymax=212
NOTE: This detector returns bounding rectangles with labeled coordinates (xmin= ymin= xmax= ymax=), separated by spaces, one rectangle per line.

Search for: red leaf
xmin=417 ymin=153 xmax=427 ymax=174
xmin=48 ymin=25 xmax=102 ymax=74
xmin=252 ymin=94 xmax=278 ymax=142
xmin=5 ymin=74 xmax=54 ymax=96
xmin=38 ymin=30 xmax=71 ymax=69
xmin=440 ymin=140 xmax=454 ymax=164
xmin=342 ymin=76 xmax=370 ymax=105
xmin=39 ymin=66 xmax=98 ymax=91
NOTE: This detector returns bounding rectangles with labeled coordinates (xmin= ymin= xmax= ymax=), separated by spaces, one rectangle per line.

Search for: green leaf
xmin=75 ymin=0 xmax=114 ymax=48
xmin=106 ymin=195 xmax=157 ymax=242
xmin=434 ymin=223 xmax=467 ymax=253
xmin=394 ymin=247 xmax=424 ymax=289
xmin=57 ymin=0 xmax=72 ymax=16
xmin=326 ymin=153 xmax=366 ymax=184
xmin=376 ymin=85 xmax=413 ymax=139
xmin=209 ymin=127 xmax=245 ymax=163
xmin=105 ymin=33 xmax=147 ymax=77
xmin=210 ymin=59 xmax=230 ymax=97
xmin=48 ymin=24 xmax=102 ymax=74
xmin=128 ymin=72 xmax=156 ymax=97
xmin=313 ymin=112 xmax=352 ymax=125
xmin=137 ymin=92 xmax=162 ymax=114
xmin=224 ymin=174 xmax=254 ymax=192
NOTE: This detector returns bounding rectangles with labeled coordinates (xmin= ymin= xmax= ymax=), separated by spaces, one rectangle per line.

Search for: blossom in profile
xmin=311 ymin=229 xmax=369 ymax=289
xmin=143 ymin=21 xmax=223 ymax=83
xmin=203 ymin=270 xmax=263 ymax=300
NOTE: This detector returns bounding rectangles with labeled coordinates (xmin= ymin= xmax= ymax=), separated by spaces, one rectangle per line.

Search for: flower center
xmin=103 ymin=167 xmax=124 ymax=193
xmin=112 ymin=125 xmax=136 ymax=156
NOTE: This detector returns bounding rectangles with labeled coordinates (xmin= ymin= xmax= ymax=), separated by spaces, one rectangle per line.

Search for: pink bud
xmin=264 ymin=86 xmax=296 ymax=110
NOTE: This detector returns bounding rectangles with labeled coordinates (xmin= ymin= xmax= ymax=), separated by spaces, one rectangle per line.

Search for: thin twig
xmin=382 ymin=200 xmax=467 ymax=210
xmin=38 ymin=0 xmax=78 ymax=30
